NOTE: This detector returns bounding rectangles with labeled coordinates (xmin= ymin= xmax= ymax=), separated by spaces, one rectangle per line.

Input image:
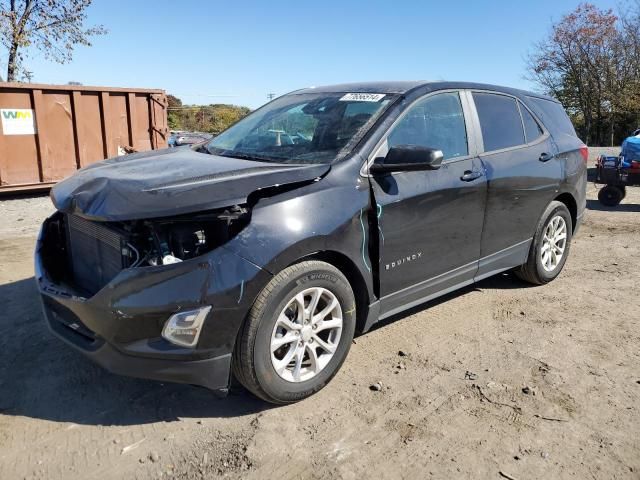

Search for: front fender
xmin=224 ymin=176 xmax=375 ymax=300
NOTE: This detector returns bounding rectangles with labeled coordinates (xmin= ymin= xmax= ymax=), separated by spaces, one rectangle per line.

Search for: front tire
xmin=233 ymin=261 xmax=356 ymax=404
xmin=515 ymin=201 xmax=572 ymax=285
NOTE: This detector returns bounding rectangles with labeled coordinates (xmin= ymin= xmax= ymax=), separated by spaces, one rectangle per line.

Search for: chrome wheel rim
xmin=541 ymin=215 xmax=567 ymax=272
xmin=270 ymin=287 xmax=343 ymax=383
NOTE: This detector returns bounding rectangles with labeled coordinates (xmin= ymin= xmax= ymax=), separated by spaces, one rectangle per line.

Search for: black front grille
xmin=66 ymin=214 xmax=124 ymax=295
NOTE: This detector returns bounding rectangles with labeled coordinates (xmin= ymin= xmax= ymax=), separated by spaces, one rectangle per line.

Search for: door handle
xmin=539 ymin=152 xmax=554 ymax=162
xmin=460 ymin=170 xmax=483 ymax=182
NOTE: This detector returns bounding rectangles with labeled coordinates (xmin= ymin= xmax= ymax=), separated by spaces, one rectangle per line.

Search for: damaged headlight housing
xmin=118 ymin=205 xmax=250 ymax=268
xmin=162 ymin=306 xmax=212 ymax=348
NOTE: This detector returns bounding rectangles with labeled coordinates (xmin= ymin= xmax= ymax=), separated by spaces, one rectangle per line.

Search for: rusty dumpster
xmin=0 ymin=82 xmax=168 ymax=193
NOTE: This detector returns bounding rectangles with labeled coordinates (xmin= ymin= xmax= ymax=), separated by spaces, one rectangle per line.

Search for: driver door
xmin=368 ymin=91 xmax=487 ymax=317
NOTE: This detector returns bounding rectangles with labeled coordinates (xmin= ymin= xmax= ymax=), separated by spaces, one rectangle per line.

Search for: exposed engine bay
xmin=123 ymin=205 xmax=249 ymax=267
xmin=41 ymin=205 xmax=250 ymax=296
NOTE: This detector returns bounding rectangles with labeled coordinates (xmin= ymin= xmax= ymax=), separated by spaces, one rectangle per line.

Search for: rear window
xmin=519 ymin=102 xmax=544 ymax=143
xmin=472 ymin=92 xmax=525 ymax=151
xmin=525 ymin=97 xmax=576 ymax=137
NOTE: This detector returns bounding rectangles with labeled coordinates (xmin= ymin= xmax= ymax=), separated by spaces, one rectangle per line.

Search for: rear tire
xmin=233 ymin=261 xmax=356 ymax=404
xmin=515 ymin=201 xmax=572 ymax=285
xmin=598 ymin=185 xmax=623 ymax=206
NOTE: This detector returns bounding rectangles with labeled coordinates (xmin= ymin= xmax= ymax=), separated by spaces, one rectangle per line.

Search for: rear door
xmin=367 ymin=90 xmax=487 ymax=317
xmin=469 ymin=91 xmax=561 ymax=280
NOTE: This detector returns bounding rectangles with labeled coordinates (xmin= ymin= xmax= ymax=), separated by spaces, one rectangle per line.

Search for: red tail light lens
xmin=579 ymin=145 xmax=589 ymax=164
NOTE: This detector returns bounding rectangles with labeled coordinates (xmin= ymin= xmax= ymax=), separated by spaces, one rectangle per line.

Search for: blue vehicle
xmin=596 ymin=130 xmax=640 ymax=206
xmin=621 ymin=130 xmax=640 ymax=162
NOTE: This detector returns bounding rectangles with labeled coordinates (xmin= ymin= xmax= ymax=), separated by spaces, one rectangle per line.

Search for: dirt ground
xmin=1 ymin=149 xmax=639 ymax=480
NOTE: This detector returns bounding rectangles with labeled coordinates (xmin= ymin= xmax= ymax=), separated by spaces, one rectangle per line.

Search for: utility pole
xmin=267 ymin=93 xmax=276 ymax=101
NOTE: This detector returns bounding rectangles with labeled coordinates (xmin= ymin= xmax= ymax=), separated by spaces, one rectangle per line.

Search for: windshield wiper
xmin=217 ymin=151 xmax=285 ymax=163
xmin=203 ymin=145 xmax=293 ymax=163
xmin=221 ymin=152 xmax=271 ymax=162
xmin=194 ymin=144 xmax=209 ymax=154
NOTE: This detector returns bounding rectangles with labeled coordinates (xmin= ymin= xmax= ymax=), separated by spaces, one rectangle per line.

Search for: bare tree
xmin=616 ymin=1 xmax=640 ymax=133
xmin=526 ymin=2 xmax=640 ymax=145
xmin=0 ymin=0 xmax=106 ymax=82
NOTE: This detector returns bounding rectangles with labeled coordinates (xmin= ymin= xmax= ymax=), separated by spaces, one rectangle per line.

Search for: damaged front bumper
xmin=35 ymin=215 xmax=271 ymax=394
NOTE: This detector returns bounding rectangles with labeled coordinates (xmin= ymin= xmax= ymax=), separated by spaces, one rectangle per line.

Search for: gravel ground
xmin=0 ymin=149 xmax=638 ymax=480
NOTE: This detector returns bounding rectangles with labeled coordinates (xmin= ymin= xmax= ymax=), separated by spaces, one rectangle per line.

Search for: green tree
xmin=167 ymin=94 xmax=183 ymax=130
xmin=0 ymin=0 xmax=106 ymax=82
xmin=166 ymin=95 xmax=251 ymax=134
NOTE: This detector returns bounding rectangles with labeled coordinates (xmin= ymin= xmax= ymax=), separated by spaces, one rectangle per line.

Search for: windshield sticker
xmin=339 ymin=93 xmax=386 ymax=102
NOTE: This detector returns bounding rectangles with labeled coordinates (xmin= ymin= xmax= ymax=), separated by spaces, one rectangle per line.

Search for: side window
xmin=472 ymin=92 xmax=525 ymax=152
xmin=519 ymin=102 xmax=544 ymax=143
xmin=387 ymin=92 xmax=468 ymax=160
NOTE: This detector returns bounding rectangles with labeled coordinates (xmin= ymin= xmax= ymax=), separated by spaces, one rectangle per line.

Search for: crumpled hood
xmin=51 ymin=148 xmax=330 ymax=221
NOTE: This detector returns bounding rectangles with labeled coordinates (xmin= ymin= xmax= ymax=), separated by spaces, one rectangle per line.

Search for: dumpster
xmin=0 ymin=82 xmax=168 ymax=193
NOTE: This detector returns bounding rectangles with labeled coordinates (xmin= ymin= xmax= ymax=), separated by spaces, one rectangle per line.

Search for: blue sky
xmin=1 ymin=0 xmax=619 ymax=108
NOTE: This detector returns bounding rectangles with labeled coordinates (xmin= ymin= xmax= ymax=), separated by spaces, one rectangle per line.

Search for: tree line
xmin=527 ymin=2 xmax=640 ymax=146
xmin=166 ymin=94 xmax=250 ymax=134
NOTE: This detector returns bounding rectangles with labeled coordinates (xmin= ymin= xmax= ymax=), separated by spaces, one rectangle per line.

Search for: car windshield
xmin=203 ymin=92 xmax=395 ymax=164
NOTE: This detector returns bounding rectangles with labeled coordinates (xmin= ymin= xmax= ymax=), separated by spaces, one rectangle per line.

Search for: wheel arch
xmin=554 ymin=192 xmax=577 ymax=232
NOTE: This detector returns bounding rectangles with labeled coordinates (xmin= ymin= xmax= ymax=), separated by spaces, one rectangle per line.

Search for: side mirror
xmin=369 ymin=145 xmax=444 ymax=174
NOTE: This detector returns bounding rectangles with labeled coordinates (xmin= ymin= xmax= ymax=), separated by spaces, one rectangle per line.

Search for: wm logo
xmin=2 ymin=110 xmax=32 ymax=119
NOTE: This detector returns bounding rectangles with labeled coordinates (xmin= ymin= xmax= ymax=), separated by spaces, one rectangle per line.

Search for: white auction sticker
xmin=339 ymin=93 xmax=386 ymax=102
xmin=1 ymin=108 xmax=37 ymax=135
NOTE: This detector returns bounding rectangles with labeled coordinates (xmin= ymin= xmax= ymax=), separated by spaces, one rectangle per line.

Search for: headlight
xmin=161 ymin=306 xmax=211 ymax=348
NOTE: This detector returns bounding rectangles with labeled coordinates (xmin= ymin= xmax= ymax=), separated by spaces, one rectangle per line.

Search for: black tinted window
xmin=473 ymin=93 xmax=525 ymax=151
xmin=520 ymin=103 xmax=543 ymax=143
xmin=526 ymin=97 xmax=576 ymax=137
xmin=388 ymin=92 xmax=468 ymax=160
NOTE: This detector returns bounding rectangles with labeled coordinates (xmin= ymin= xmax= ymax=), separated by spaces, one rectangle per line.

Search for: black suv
xmin=36 ymin=82 xmax=587 ymax=404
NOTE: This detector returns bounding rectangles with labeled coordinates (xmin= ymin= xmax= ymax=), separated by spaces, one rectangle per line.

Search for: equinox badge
xmin=385 ymin=252 xmax=423 ymax=270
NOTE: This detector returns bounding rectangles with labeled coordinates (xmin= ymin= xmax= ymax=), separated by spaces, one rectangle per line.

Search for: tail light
xmin=579 ymin=145 xmax=589 ymax=164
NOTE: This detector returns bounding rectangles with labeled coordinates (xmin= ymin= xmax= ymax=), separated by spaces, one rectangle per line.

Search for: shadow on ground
xmin=0 ymin=270 xmax=532 ymax=427
xmin=0 ymin=277 xmax=270 ymax=427
xmin=586 ymin=199 xmax=640 ymax=212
